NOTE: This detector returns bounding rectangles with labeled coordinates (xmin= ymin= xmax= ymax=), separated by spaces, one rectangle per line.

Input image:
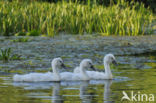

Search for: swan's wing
xmin=13 ymin=72 xmax=53 ymax=82
xmin=60 ymin=72 xmax=81 ymax=81
xmin=86 ymin=71 xmax=106 ymax=79
xmin=60 ymin=72 xmax=73 ymax=81
xmin=13 ymin=74 xmax=22 ymax=81
xmin=73 ymin=66 xmax=80 ymax=73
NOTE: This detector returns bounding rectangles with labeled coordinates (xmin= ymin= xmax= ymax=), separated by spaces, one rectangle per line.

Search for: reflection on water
xmin=79 ymin=81 xmax=90 ymax=103
xmin=52 ymin=82 xmax=63 ymax=103
xmin=103 ymin=80 xmax=113 ymax=103
xmin=0 ymin=54 xmax=156 ymax=103
xmin=12 ymin=80 xmax=114 ymax=103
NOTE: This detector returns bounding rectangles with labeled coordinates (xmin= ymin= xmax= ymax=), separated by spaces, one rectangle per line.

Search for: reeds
xmin=0 ymin=48 xmax=22 ymax=62
xmin=0 ymin=0 xmax=154 ymax=36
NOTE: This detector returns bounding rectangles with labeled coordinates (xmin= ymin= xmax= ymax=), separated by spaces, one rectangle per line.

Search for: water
xmin=0 ymin=36 xmax=156 ymax=102
xmin=0 ymin=54 xmax=156 ymax=103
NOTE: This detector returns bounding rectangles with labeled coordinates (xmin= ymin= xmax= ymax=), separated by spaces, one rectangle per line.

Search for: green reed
xmin=0 ymin=1 xmax=154 ymax=36
xmin=0 ymin=48 xmax=22 ymax=62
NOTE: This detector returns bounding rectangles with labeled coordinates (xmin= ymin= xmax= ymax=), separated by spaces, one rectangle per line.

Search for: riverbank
xmin=0 ymin=1 xmax=154 ymax=36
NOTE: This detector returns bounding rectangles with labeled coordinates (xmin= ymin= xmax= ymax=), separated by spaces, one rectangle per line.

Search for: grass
xmin=0 ymin=48 xmax=22 ymax=62
xmin=0 ymin=0 xmax=154 ymax=36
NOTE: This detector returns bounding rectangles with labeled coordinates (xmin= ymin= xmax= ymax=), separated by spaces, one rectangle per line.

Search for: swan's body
xmin=73 ymin=54 xmax=117 ymax=79
xmin=13 ymin=58 xmax=95 ymax=81
xmin=61 ymin=59 xmax=95 ymax=81
xmin=13 ymin=58 xmax=65 ymax=82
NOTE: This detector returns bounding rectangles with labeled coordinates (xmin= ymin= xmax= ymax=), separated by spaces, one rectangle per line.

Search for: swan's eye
xmin=111 ymin=57 xmax=114 ymax=60
xmin=88 ymin=62 xmax=92 ymax=65
xmin=59 ymin=60 xmax=62 ymax=64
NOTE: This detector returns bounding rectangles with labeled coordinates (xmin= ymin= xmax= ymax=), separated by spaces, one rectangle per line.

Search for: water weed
xmin=0 ymin=1 xmax=154 ymax=36
xmin=26 ymin=30 xmax=40 ymax=36
xmin=0 ymin=48 xmax=22 ymax=62
xmin=15 ymin=31 xmax=27 ymax=36
xmin=11 ymin=37 xmax=29 ymax=42
xmin=0 ymin=48 xmax=11 ymax=62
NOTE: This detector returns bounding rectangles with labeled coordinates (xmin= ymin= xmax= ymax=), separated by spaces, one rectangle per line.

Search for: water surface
xmin=0 ymin=54 xmax=156 ymax=103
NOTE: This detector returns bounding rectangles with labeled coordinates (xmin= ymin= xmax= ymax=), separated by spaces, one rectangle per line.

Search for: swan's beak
xmin=61 ymin=63 xmax=66 ymax=69
xmin=112 ymin=60 xmax=118 ymax=66
xmin=90 ymin=65 xmax=96 ymax=71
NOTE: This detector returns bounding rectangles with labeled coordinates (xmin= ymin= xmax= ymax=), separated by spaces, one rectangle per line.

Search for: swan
xmin=60 ymin=59 xmax=95 ymax=81
xmin=74 ymin=54 xmax=117 ymax=79
xmin=13 ymin=58 xmax=66 ymax=82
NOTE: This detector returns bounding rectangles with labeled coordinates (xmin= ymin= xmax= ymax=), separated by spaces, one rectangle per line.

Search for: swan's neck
xmin=80 ymin=65 xmax=89 ymax=80
xmin=52 ymin=65 xmax=59 ymax=74
xmin=52 ymin=64 xmax=60 ymax=81
xmin=104 ymin=62 xmax=112 ymax=78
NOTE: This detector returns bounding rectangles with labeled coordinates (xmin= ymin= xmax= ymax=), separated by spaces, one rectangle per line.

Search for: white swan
xmin=60 ymin=59 xmax=95 ymax=81
xmin=74 ymin=54 xmax=117 ymax=79
xmin=13 ymin=58 xmax=66 ymax=82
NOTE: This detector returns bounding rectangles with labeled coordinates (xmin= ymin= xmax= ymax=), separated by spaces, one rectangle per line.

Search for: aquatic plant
xmin=15 ymin=30 xmax=40 ymax=36
xmin=11 ymin=37 xmax=29 ymax=42
xmin=0 ymin=48 xmax=22 ymax=62
xmin=26 ymin=30 xmax=40 ymax=36
xmin=0 ymin=48 xmax=11 ymax=62
xmin=15 ymin=31 xmax=27 ymax=36
xmin=0 ymin=1 xmax=154 ymax=36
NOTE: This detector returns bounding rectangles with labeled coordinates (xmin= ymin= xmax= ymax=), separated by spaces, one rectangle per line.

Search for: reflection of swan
xmin=13 ymin=58 xmax=65 ymax=82
xmin=79 ymin=80 xmax=113 ymax=103
xmin=103 ymin=80 xmax=113 ymax=103
xmin=13 ymin=80 xmax=114 ymax=103
xmin=52 ymin=82 xmax=63 ymax=103
xmin=74 ymin=54 xmax=117 ymax=79
xmin=79 ymin=81 xmax=91 ymax=103
xmin=61 ymin=59 xmax=95 ymax=81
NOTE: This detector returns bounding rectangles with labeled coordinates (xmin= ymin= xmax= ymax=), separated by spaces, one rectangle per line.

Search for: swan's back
xmin=13 ymin=57 xmax=66 ymax=82
xmin=13 ymin=72 xmax=54 ymax=82
xmin=73 ymin=67 xmax=80 ymax=73
xmin=60 ymin=72 xmax=82 ymax=81
xmin=86 ymin=71 xmax=112 ymax=79
xmin=73 ymin=67 xmax=111 ymax=79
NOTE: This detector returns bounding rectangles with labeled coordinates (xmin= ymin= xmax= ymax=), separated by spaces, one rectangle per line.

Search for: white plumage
xmin=13 ymin=58 xmax=95 ymax=82
xmin=73 ymin=54 xmax=117 ymax=79
xmin=61 ymin=59 xmax=95 ymax=81
xmin=13 ymin=58 xmax=65 ymax=82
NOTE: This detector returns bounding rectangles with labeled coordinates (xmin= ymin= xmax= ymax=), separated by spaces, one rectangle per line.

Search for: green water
xmin=0 ymin=55 xmax=156 ymax=103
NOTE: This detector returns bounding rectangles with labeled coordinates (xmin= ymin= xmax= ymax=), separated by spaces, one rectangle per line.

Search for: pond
xmin=0 ymin=53 xmax=156 ymax=103
xmin=0 ymin=36 xmax=156 ymax=102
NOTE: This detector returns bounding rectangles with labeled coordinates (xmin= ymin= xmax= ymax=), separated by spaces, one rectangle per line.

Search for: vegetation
xmin=11 ymin=37 xmax=29 ymax=42
xmin=26 ymin=30 xmax=40 ymax=36
xmin=0 ymin=48 xmax=22 ymax=62
xmin=0 ymin=0 xmax=154 ymax=36
xmin=14 ymin=30 xmax=40 ymax=36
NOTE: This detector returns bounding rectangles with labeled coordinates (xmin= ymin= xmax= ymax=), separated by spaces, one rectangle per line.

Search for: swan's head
xmin=51 ymin=58 xmax=66 ymax=68
xmin=80 ymin=59 xmax=95 ymax=70
xmin=104 ymin=54 xmax=117 ymax=65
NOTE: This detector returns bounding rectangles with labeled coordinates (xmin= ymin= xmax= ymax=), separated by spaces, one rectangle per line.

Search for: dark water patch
xmin=123 ymin=50 xmax=156 ymax=57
